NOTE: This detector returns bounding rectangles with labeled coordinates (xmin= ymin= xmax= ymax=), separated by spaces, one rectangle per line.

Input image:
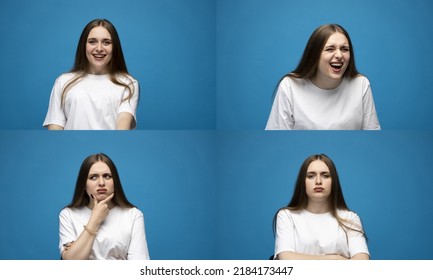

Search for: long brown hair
xmin=273 ymin=154 xmax=366 ymax=239
xmin=66 ymin=153 xmax=135 ymax=209
xmin=287 ymin=24 xmax=360 ymax=80
xmin=61 ymin=19 xmax=135 ymax=107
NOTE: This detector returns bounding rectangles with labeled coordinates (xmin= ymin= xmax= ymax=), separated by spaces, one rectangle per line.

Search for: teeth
xmin=330 ymin=63 xmax=343 ymax=67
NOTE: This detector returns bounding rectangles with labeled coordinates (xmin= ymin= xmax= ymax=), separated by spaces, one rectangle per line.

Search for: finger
xmin=100 ymin=193 xmax=114 ymax=204
xmin=92 ymin=194 xmax=98 ymax=207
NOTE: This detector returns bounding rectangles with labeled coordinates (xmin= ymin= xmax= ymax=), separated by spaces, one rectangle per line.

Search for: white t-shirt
xmin=59 ymin=206 xmax=150 ymax=260
xmin=274 ymin=209 xmax=369 ymax=259
xmin=43 ymin=73 xmax=139 ymax=130
xmin=265 ymin=76 xmax=380 ymax=130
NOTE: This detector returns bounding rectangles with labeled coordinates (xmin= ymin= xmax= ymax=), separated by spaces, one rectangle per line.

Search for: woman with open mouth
xmin=266 ymin=24 xmax=380 ymax=130
xmin=43 ymin=19 xmax=139 ymax=130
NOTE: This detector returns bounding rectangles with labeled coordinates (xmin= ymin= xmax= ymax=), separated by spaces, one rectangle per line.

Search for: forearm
xmin=350 ymin=253 xmax=370 ymax=260
xmin=47 ymin=124 xmax=64 ymax=130
xmin=116 ymin=112 xmax=134 ymax=130
xmin=276 ymin=251 xmax=348 ymax=260
xmin=61 ymin=223 xmax=100 ymax=260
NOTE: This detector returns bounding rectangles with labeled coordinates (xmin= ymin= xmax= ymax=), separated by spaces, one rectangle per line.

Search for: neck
xmin=305 ymin=200 xmax=331 ymax=214
xmin=311 ymin=75 xmax=343 ymax=90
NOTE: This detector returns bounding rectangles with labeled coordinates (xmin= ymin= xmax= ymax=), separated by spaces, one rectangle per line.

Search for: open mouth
xmin=330 ymin=62 xmax=343 ymax=72
xmin=93 ymin=54 xmax=106 ymax=60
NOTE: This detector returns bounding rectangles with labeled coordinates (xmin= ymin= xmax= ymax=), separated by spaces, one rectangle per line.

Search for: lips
xmin=97 ymin=189 xmax=107 ymax=194
xmin=313 ymin=187 xmax=324 ymax=192
xmin=93 ymin=54 xmax=106 ymax=60
xmin=330 ymin=62 xmax=343 ymax=73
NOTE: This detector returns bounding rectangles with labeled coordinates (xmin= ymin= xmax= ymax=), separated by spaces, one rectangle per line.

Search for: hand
xmin=63 ymin=241 xmax=74 ymax=251
xmin=90 ymin=193 xmax=114 ymax=226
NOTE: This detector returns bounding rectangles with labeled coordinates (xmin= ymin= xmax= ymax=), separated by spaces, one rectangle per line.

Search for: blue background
xmin=0 ymin=131 xmax=217 ymax=260
xmin=1 ymin=131 xmax=432 ymax=260
xmin=0 ymin=0 xmax=216 ymax=130
xmin=1 ymin=0 xmax=432 ymax=130
xmin=217 ymin=0 xmax=433 ymax=129
xmin=216 ymin=131 xmax=433 ymax=260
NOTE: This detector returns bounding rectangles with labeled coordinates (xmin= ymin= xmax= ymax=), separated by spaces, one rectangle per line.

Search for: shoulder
xmin=54 ymin=72 xmax=76 ymax=84
xmin=277 ymin=208 xmax=302 ymax=218
xmin=59 ymin=207 xmax=81 ymax=219
xmin=116 ymin=73 xmax=139 ymax=85
xmin=118 ymin=207 xmax=144 ymax=218
xmin=280 ymin=76 xmax=307 ymax=87
xmin=337 ymin=209 xmax=361 ymax=220
xmin=346 ymin=75 xmax=370 ymax=88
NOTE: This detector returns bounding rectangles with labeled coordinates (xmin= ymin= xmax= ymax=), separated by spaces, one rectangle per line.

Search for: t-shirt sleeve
xmin=361 ymin=78 xmax=381 ymax=130
xmin=58 ymin=208 xmax=78 ymax=255
xmin=347 ymin=212 xmax=370 ymax=258
xmin=274 ymin=209 xmax=296 ymax=258
xmin=118 ymin=78 xmax=139 ymax=122
xmin=265 ymin=78 xmax=295 ymax=130
xmin=43 ymin=77 xmax=66 ymax=128
xmin=127 ymin=208 xmax=150 ymax=260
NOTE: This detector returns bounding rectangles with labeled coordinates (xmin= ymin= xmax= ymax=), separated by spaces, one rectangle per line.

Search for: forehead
xmin=87 ymin=26 xmax=111 ymax=39
xmin=325 ymin=32 xmax=349 ymax=46
xmin=88 ymin=161 xmax=111 ymax=173
xmin=307 ymin=160 xmax=330 ymax=172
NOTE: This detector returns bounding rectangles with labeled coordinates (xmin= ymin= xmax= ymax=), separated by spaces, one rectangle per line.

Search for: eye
xmin=88 ymin=175 xmax=97 ymax=180
xmin=103 ymin=40 xmax=111 ymax=46
xmin=341 ymin=47 xmax=350 ymax=53
xmin=103 ymin=174 xmax=112 ymax=179
xmin=306 ymin=174 xmax=315 ymax=179
xmin=88 ymin=40 xmax=96 ymax=45
xmin=322 ymin=173 xmax=331 ymax=179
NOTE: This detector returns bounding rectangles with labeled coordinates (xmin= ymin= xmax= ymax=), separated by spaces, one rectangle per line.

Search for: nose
xmin=98 ymin=176 xmax=105 ymax=186
xmin=315 ymin=175 xmax=322 ymax=185
xmin=96 ymin=42 xmax=103 ymax=52
xmin=334 ymin=49 xmax=342 ymax=59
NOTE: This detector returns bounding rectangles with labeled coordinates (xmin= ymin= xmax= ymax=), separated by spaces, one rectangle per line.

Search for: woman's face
xmin=314 ymin=32 xmax=350 ymax=89
xmin=86 ymin=26 xmax=113 ymax=74
xmin=86 ymin=161 xmax=115 ymax=205
xmin=305 ymin=160 xmax=332 ymax=201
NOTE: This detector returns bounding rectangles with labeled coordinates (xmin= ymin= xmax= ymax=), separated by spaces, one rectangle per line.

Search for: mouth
xmin=92 ymin=54 xmax=106 ymax=60
xmin=97 ymin=189 xmax=107 ymax=194
xmin=313 ymin=187 xmax=324 ymax=192
xmin=330 ymin=62 xmax=344 ymax=73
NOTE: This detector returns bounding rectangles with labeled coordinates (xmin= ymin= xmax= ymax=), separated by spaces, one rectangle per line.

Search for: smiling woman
xmin=265 ymin=24 xmax=381 ymax=130
xmin=43 ymin=19 xmax=139 ymax=130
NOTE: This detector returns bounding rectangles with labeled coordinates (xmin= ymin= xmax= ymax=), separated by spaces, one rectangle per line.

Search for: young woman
xmin=43 ymin=19 xmax=139 ymax=130
xmin=266 ymin=24 xmax=380 ymax=130
xmin=273 ymin=154 xmax=369 ymax=260
xmin=59 ymin=153 xmax=150 ymax=260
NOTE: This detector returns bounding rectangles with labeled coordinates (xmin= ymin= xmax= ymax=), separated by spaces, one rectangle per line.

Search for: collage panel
xmin=0 ymin=130 xmax=217 ymax=260
xmin=216 ymin=130 xmax=433 ymax=260
xmin=217 ymin=0 xmax=433 ymax=130
xmin=0 ymin=0 xmax=216 ymax=130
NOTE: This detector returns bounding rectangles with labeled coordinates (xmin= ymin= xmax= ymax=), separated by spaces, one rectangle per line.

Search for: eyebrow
xmin=88 ymin=172 xmax=112 ymax=176
xmin=87 ymin=38 xmax=112 ymax=41
xmin=324 ymin=44 xmax=350 ymax=48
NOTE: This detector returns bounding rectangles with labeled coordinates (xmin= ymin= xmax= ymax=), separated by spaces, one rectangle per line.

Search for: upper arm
xmin=265 ymin=78 xmax=295 ymax=130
